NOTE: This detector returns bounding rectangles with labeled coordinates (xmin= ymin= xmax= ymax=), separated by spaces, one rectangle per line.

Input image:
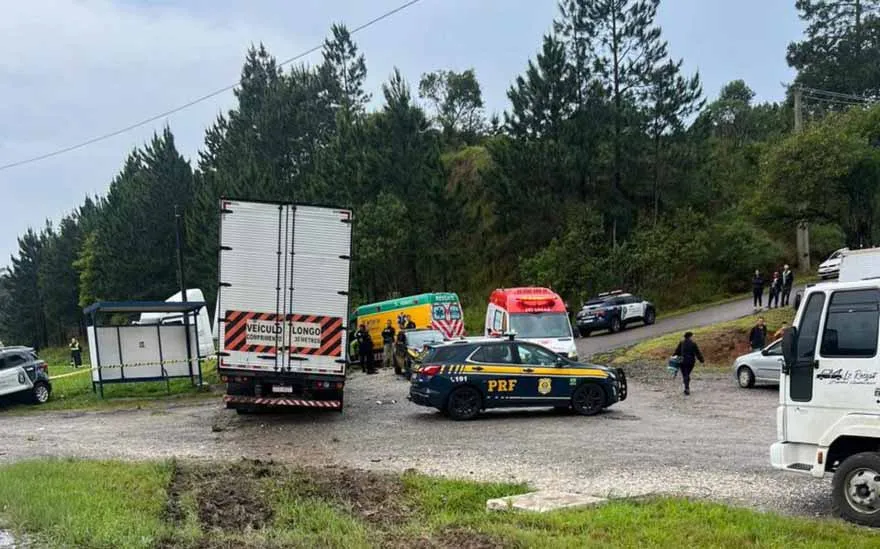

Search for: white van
xmin=839 ymin=247 xmax=880 ymax=283
xmin=135 ymin=288 xmax=215 ymax=358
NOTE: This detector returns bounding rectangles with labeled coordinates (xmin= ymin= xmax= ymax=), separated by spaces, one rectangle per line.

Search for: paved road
xmin=0 ymin=369 xmax=829 ymax=518
xmin=576 ymin=297 xmax=759 ymax=358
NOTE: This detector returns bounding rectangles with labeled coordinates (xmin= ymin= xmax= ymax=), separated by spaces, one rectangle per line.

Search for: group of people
xmin=353 ymin=314 xmax=416 ymax=375
xmin=751 ymin=264 xmax=795 ymax=310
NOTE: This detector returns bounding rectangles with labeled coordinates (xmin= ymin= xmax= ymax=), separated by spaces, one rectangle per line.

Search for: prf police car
xmin=575 ymin=290 xmax=656 ymax=337
xmin=408 ymin=337 xmax=626 ymax=420
xmin=0 ymin=346 xmax=52 ymax=405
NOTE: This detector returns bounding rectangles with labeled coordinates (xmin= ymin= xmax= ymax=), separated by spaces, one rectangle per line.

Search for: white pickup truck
xmin=772 ymin=276 xmax=880 ymax=526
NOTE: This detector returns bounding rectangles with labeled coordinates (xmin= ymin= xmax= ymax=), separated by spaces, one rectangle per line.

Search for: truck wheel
xmin=737 ymin=366 xmax=755 ymax=389
xmin=446 ymin=386 xmax=481 ymax=421
xmin=644 ymin=308 xmax=656 ymax=325
xmin=832 ymin=452 xmax=880 ymax=527
xmin=571 ymin=383 xmax=605 ymax=416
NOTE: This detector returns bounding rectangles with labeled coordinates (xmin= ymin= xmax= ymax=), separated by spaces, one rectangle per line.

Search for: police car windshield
xmin=510 ymin=313 xmax=571 ymax=339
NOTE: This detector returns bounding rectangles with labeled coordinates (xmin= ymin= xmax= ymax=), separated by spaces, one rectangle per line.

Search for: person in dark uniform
xmin=749 ymin=317 xmax=767 ymax=351
xmin=397 ymin=313 xmax=407 ymax=330
xmin=381 ymin=320 xmax=396 ymax=370
xmin=673 ymin=331 xmax=704 ymax=396
xmin=781 ymin=264 xmax=795 ymax=307
xmin=768 ymin=272 xmax=781 ymax=309
xmin=752 ymin=270 xmax=764 ymax=310
xmin=355 ymin=324 xmax=376 ymax=374
xmin=405 ymin=315 xmax=416 ymax=329
xmin=69 ymin=337 xmax=82 ymax=368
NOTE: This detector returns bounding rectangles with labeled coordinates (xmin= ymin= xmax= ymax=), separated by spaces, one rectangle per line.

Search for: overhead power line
xmin=0 ymin=0 xmax=424 ymax=173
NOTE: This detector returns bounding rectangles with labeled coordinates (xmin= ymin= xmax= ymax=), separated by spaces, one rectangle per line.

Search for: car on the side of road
xmin=818 ymin=247 xmax=848 ymax=279
xmin=732 ymin=338 xmax=784 ymax=388
xmin=0 ymin=346 xmax=51 ymax=405
xmin=408 ymin=338 xmax=626 ymax=420
xmin=393 ymin=328 xmax=446 ymax=376
xmin=575 ymin=291 xmax=656 ymax=337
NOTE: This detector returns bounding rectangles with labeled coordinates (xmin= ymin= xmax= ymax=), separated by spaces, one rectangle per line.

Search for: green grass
xmin=0 ymin=459 xmax=876 ymax=549
xmin=0 ymin=345 xmax=219 ymax=414
xmin=600 ymin=308 xmax=796 ymax=370
xmin=0 ymin=460 xmax=171 ymax=549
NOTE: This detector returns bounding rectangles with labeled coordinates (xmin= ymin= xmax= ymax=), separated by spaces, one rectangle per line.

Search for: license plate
xmin=273 ymin=385 xmax=293 ymax=393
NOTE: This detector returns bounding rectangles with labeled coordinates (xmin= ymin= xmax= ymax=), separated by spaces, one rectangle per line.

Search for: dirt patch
xmin=163 ymin=459 xmax=275 ymax=532
xmin=296 ymin=465 xmax=410 ymax=526
xmin=385 ymin=527 xmax=512 ymax=549
xmin=639 ymin=326 xmax=752 ymax=364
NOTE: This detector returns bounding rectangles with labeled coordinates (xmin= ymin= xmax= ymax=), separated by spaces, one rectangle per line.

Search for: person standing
xmin=673 ymin=332 xmax=704 ymax=396
xmin=397 ymin=312 xmax=407 ymax=331
xmin=355 ymin=324 xmax=376 ymax=374
xmin=781 ymin=264 xmax=795 ymax=307
xmin=381 ymin=320 xmax=396 ymax=370
xmin=405 ymin=315 xmax=416 ymax=329
xmin=752 ymin=270 xmax=765 ymax=310
xmin=768 ymin=272 xmax=781 ymax=309
xmin=69 ymin=337 xmax=82 ymax=368
xmin=749 ymin=317 xmax=768 ymax=351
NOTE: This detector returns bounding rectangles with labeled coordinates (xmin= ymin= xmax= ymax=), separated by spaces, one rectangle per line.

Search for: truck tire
xmin=831 ymin=451 xmax=880 ymax=527
xmin=446 ymin=386 xmax=482 ymax=421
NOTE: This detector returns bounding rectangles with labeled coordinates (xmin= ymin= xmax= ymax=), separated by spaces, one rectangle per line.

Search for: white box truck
xmin=772 ymin=278 xmax=880 ymax=526
xmin=216 ymin=199 xmax=352 ymax=412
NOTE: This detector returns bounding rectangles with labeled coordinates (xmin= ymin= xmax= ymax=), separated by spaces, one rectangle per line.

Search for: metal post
xmin=93 ymin=312 xmax=104 ymax=399
xmin=175 ymin=206 xmax=195 ymax=385
xmin=793 ymin=87 xmax=810 ymax=272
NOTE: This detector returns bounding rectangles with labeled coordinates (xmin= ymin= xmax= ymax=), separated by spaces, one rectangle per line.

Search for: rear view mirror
xmin=781 ymin=326 xmax=798 ymax=374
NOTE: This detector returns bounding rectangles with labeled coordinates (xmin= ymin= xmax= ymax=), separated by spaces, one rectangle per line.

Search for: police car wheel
xmin=446 ymin=386 xmax=481 ymax=421
xmin=571 ymin=383 xmax=605 ymax=416
xmin=644 ymin=308 xmax=656 ymax=325
xmin=609 ymin=317 xmax=622 ymax=333
xmin=31 ymin=382 xmax=50 ymax=404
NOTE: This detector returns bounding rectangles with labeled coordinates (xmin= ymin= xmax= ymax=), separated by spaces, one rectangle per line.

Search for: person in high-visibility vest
xmin=69 ymin=337 xmax=82 ymax=368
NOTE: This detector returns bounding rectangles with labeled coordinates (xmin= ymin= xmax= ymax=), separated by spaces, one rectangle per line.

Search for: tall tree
xmin=0 ymin=229 xmax=46 ymax=348
xmin=321 ymin=23 xmax=370 ymax=118
xmin=645 ymin=59 xmax=703 ymax=222
xmin=505 ymin=34 xmax=576 ymax=140
xmin=583 ymin=0 xmax=669 ymax=241
xmin=418 ymin=69 xmax=485 ymax=141
xmin=788 ymin=0 xmax=880 ymax=96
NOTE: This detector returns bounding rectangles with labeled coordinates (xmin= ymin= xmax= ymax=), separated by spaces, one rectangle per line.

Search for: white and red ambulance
xmin=485 ymin=287 xmax=578 ymax=361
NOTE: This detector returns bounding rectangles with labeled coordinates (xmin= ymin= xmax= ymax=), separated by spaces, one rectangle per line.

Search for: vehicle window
xmin=766 ymin=341 xmax=782 ymax=356
xmin=517 ymin=344 xmax=559 ymax=366
xmin=492 ymin=310 xmax=503 ymax=332
xmin=797 ymin=293 xmax=826 ymax=362
xmin=509 ymin=313 xmax=571 ymax=338
xmin=5 ymin=354 xmax=26 ymax=368
xmin=470 ymin=344 xmax=517 ymax=364
xmin=0 ymin=357 xmax=6 ymax=370
xmin=820 ymin=290 xmax=880 ymax=358
xmin=424 ymin=345 xmax=471 ymax=363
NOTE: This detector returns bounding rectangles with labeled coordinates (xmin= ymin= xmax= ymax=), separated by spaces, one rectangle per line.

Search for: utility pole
xmin=793 ymin=87 xmax=811 ymax=272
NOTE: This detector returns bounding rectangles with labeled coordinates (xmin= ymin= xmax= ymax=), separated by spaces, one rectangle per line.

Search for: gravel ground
xmin=0 ymin=367 xmax=831 ymax=518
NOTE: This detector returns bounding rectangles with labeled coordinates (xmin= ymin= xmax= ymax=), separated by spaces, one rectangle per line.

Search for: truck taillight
xmin=419 ymin=365 xmax=441 ymax=377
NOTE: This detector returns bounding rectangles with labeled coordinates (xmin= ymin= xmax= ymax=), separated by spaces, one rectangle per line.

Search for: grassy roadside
xmin=0 ymin=459 xmax=875 ymax=549
xmin=596 ymin=308 xmax=796 ymax=380
xmin=0 ymin=346 xmax=220 ymax=414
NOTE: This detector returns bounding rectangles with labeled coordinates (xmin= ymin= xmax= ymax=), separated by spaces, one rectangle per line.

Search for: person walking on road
xmin=381 ymin=320 xmax=396 ymax=370
xmin=752 ymin=270 xmax=765 ymax=310
xmin=69 ymin=337 xmax=82 ymax=368
xmin=673 ymin=332 xmax=704 ymax=396
xmin=355 ymin=324 xmax=376 ymax=374
xmin=781 ymin=264 xmax=795 ymax=307
xmin=749 ymin=317 xmax=768 ymax=351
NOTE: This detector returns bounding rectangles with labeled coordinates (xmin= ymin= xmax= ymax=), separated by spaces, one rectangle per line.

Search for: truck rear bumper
xmin=224 ymin=394 xmax=341 ymax=409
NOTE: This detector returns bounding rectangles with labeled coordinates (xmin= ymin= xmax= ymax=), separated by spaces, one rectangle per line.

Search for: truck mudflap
xmin=224 ymin=395 xmax=342 ymax=409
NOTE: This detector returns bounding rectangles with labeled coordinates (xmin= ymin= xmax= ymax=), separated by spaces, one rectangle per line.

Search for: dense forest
xmin=3 ymin=0 xmax=880 ymax=347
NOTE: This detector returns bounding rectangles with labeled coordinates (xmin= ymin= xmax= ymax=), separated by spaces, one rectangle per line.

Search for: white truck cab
xmin=772 ymin=279 xmax=880 ymax=525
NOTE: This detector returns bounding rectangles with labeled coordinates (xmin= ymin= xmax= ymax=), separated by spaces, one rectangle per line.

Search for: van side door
xmin=784 ymin=291 xmax=826 ymax=443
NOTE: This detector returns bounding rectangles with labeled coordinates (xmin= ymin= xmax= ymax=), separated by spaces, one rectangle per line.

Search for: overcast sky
xmin=0 ymin=0 xmax=803 ymax=269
